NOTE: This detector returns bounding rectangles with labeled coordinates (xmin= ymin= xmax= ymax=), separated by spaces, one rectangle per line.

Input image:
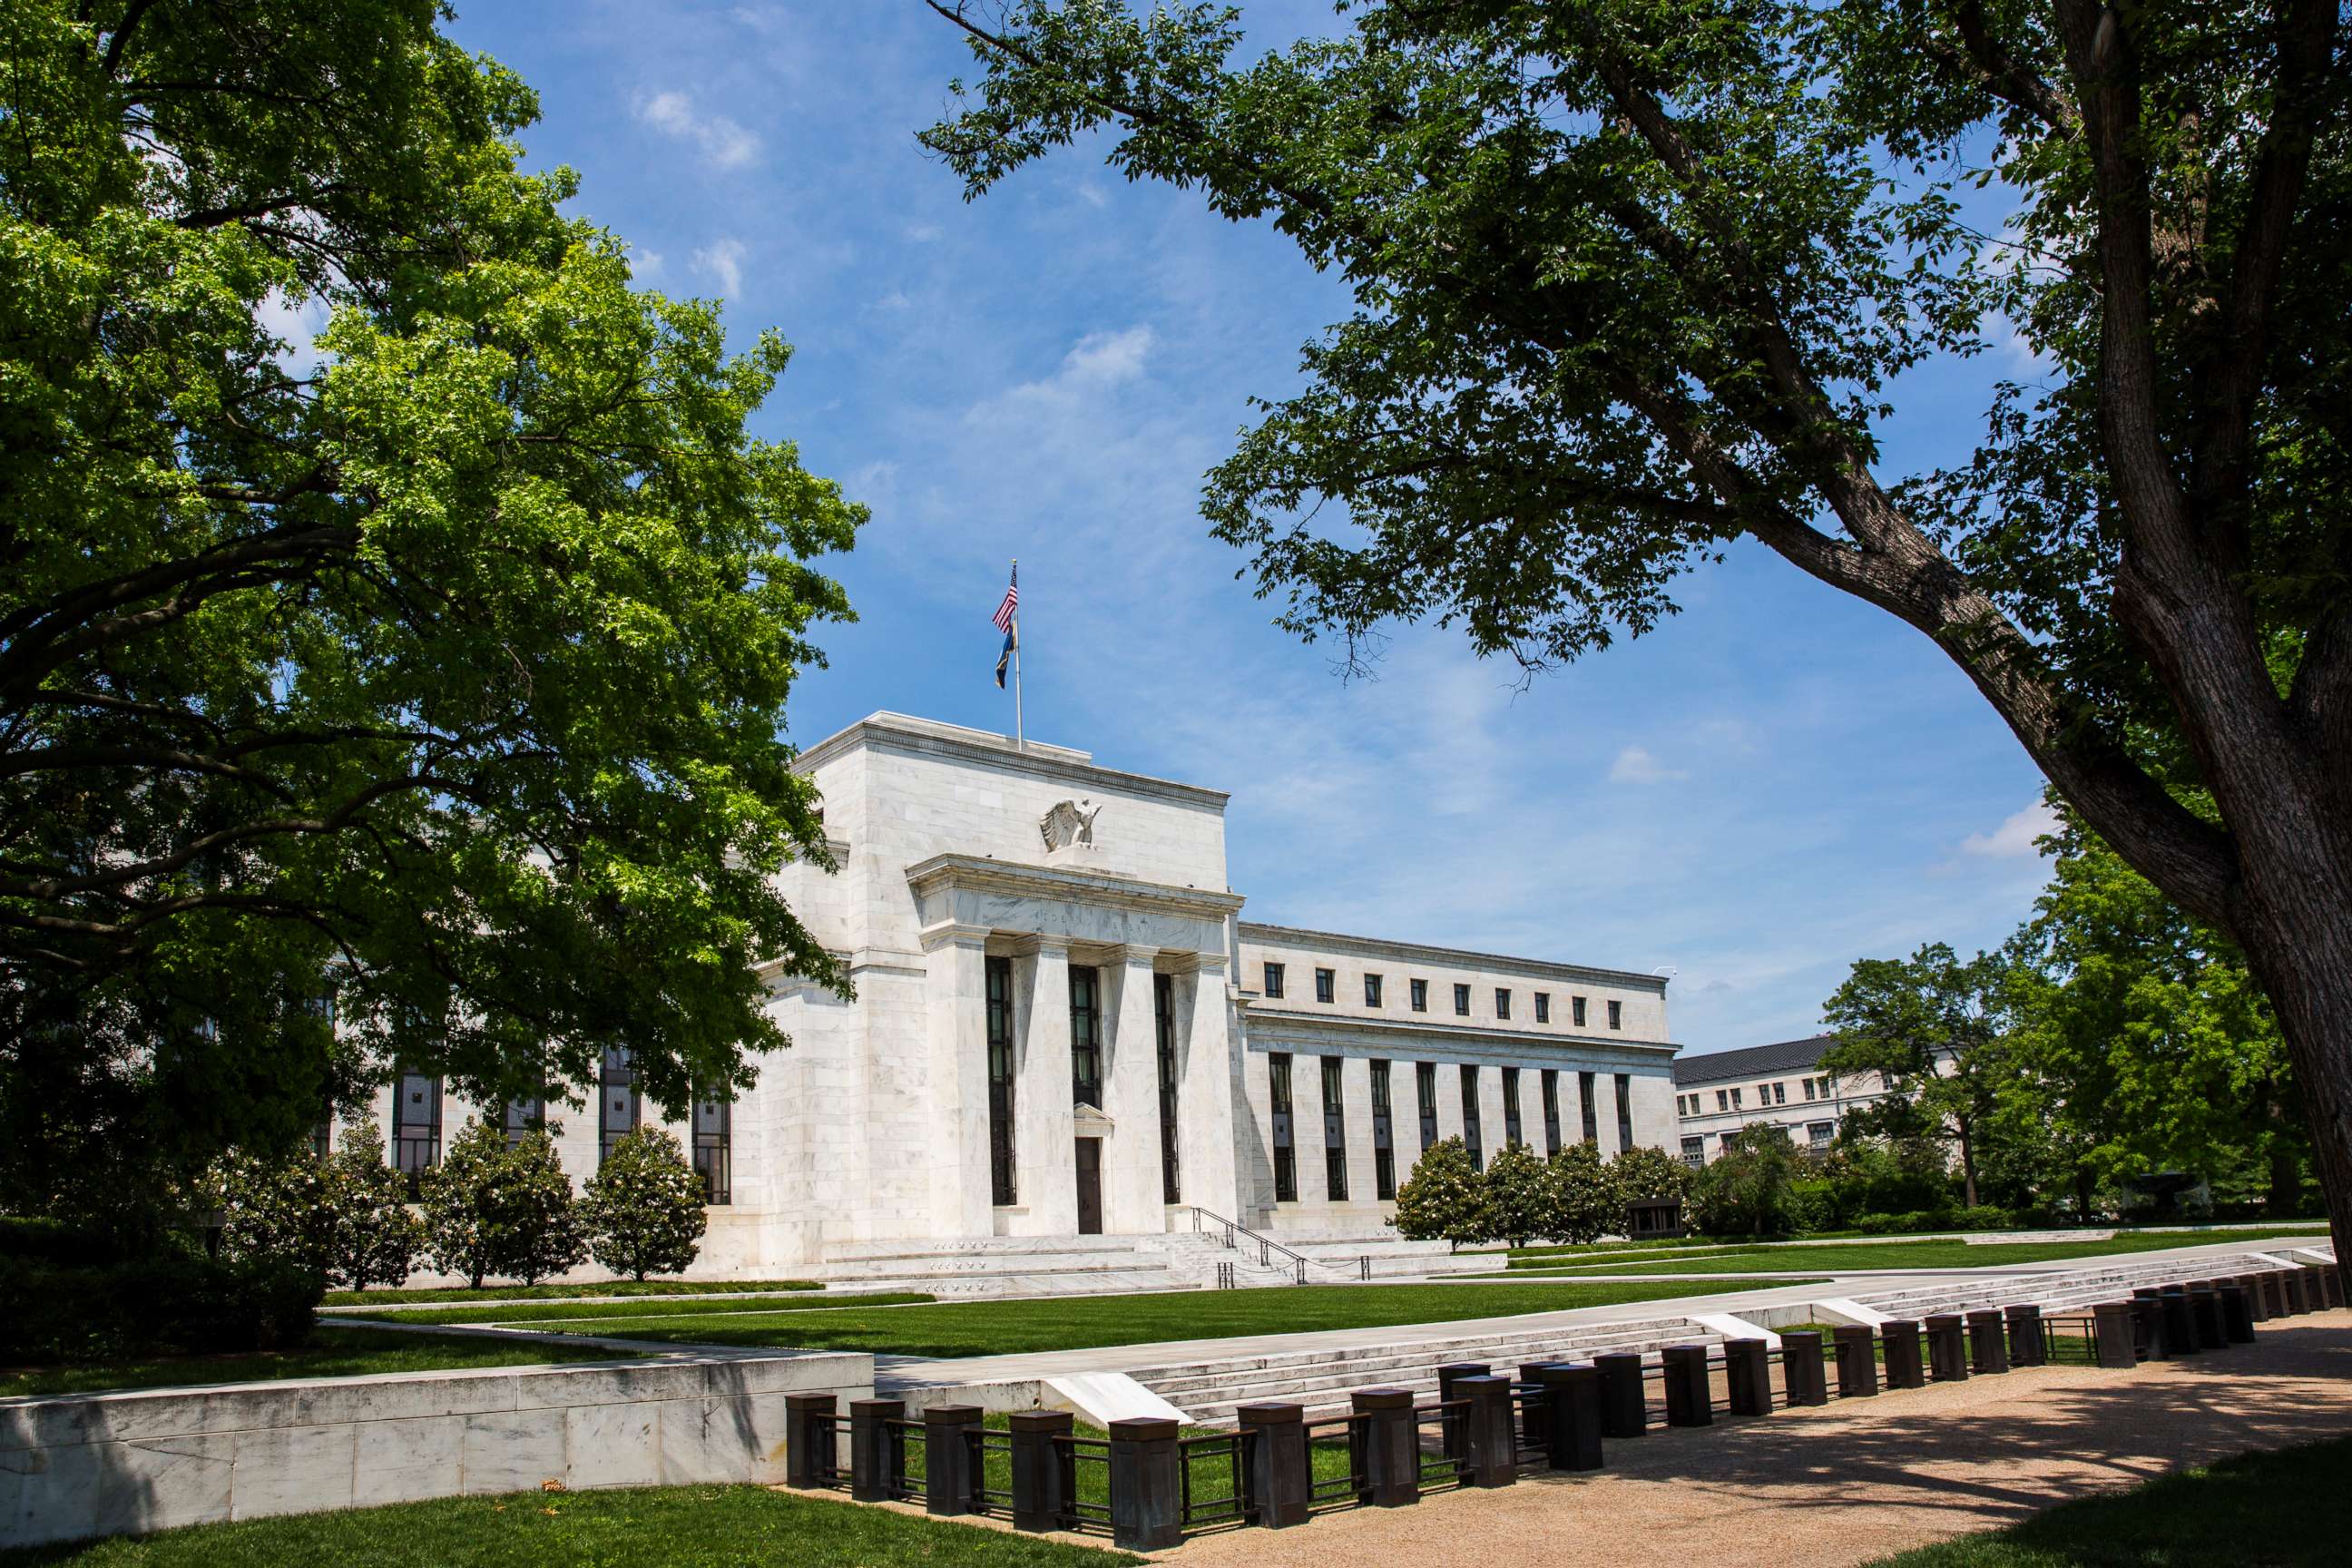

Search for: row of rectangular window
xmin=1674 ymin=1074 xmax=1835 ymax=1117
xmin=1680 ymin=1119 xmax=1838 ymax=1167
xmin=1265 ymin=963 xmax=1622 ymax=1030
xmin=1270 ymin=1055 xmax=1637 ymax=1201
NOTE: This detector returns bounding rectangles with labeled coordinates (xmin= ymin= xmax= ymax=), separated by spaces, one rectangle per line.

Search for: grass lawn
xmin=320 ymin=1278 xmax=827 ymax=1308
xmin=338 ymin=1290 xmax=936 ymax=1327
xmin=1488 ymin=1229 xmax=2329 ymax=1279
xmin=0 ymin=1329 xmax=632 ymax=1401
xmin=0 ymin=1485 xmax=1136 ymax=1568
xmin=480 ymin=1278 xmax=1821 ymax=1358
xmin=1866 ymin=1436 xmax=2352 ymax=1566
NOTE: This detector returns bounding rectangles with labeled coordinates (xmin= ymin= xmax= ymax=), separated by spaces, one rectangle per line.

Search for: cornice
xmin=1238 ymin=921 xmax=1671 ymax=993
xmin=905 ymin=852 xmax=1248 ymax=921
xmin=798 ymin=713 xmax=1230 ymax=812
xmin=1237 ymin=1003 xmax=1682 ymax=1060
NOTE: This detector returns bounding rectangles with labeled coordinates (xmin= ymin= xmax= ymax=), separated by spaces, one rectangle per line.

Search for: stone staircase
xmin=818 ymin=1234 xmax=1202 ymax=1299
xmin=1846 ymin=1250 xmax=2288 ymax=1322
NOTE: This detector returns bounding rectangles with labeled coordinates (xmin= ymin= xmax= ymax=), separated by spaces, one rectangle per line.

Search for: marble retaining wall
xmin=0 ymin=1350 xmax=874 ymax=1551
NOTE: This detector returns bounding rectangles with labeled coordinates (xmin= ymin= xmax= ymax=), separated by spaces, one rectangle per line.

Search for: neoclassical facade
xmin=373 ymin=713 xmax=1682 ymax=1273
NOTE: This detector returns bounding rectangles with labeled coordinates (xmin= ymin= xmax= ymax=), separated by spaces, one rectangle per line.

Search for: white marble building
xmin=373 ymin=713 xmax=1682 ymax=1273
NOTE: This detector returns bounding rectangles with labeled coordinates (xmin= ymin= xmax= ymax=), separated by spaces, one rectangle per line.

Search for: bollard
xmin=1534 ymin=1362 xmax=1604 ymax=1472
xmin=2159 ymin=1289 xmax=2200 ymax=1354
xmin=1924 ymin=1315 xmax=1969 ymax=1382
xmin=1594 ymin=1350 xmax=1649 ymax=1436
xmin=1458 ymin=1375 xmax=1519 ymax=1488
xmin=784 ymin=1392 xmax=837 ymax=1490
xmin=2129 ymin=1296 xmax=2166 ymax=1360
xmin=1515 ymin=1360 xmax=1554 ymax=1450
xmin=1723 ymin=1339 xmax=1771 ymax=1416
xmin=1880 ymin=1321 xmax=1925 ymax=1390
xmin=2236 ymin=1273 xmax=2270 ymax=1323
xmin=1009 ymin=1409 xmax=1074 ymax=1534
xmin=848 ymin=1397 xmax=905 ymax=1503
xmin=1661 ymin=1343 xmax=1713 ymax=1426
xmin=1108 ymin=1416 xmax=1182 ymax=1551
xmin=2220 ymin=1284 xmax=2257 ymax=1344
xmin=1832 ymin=1326 xmax=1879 ymax=1398
xmin=1781 ymin=1330 xmax=1829 ymax=1407
xmin=1235 ymin=1404 xmax=1308 ymax=1528
xmin=922 ymin=1404 xmax=984 ymax=1517
xmin=2318 ymin=1265 xmax=2344 ymax=1309
xmin=2261 ymin=1270 xmax=2290 ymax=1318
xmin=1967 ymin=1309 xmax=2011 ymax=1375
xmin=2006 ymin=1304 xmax=2046 ymax=1367
xmin=1352 ymin=1388 xmax=1420 ymax=1507
xmin=2190 ymin=1289 xmax=2228 ymax=1350
xmin=2285 ymin=1269 xmax=2312 ymax=1315
xmin=1438 ymin=1362 xmax=1492 ymax=1465
xmin=2092 ymin=1302 xmax=2138 ymax=1368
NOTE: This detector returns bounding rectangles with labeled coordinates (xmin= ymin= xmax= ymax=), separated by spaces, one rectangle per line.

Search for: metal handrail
xmin=1181 ymin=1205 xmax=1367 ymax=1285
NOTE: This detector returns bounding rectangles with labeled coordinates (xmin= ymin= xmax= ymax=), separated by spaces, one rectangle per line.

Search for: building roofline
xmin=905 ymin=852 xmax=1247 ymax=919
xmin=1671 ymin=1034 xmax=1838 ymax=1084
xmin=796 ymin=712 xmax=1230 ymax=812
xmin=1238 ymin=921 xmax=1670 ymax=993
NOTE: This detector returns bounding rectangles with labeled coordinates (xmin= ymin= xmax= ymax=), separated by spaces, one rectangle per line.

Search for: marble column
xmin=1012 ymin=936 xmax=1078 ymax=1234
xmin=1102 ymin=945 xmax=1167 ymax=1234
xmin=1173 ymin=954 xmax=1243 ymax=1220
xmin=919 ymin=922 xmax=994 ymax=1239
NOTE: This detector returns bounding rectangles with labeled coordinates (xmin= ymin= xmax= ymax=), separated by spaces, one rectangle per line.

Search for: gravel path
xmin=1162 ymin=1308 xmax=2352 ymax=1566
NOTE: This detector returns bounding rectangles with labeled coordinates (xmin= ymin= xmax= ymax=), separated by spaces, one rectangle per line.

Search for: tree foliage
xmin=1821 ymin=943 xmax=2011 ymax=1208
xmin=320 ymin=1119 xmax=424 ymax=1291
xmin=1687 ymin=1123 xmax=1803 ymax=1237
xmin=1611 ymin=1143 xmax=1696 ymax=1208
xmin=580 ymin=1125 xmax=708 ymax=1281
xmin=1546 ymin=1142 xmax=1624 ymax=1244
xmin=0 ymin=0 xmax=859 ymax=1224
xmin=420 ymin=1119 xmax=584 ymax=1289
xmin=1481 ymin=1140 xmax=1552 ymax=1248
xmin=1392 ymin=1136 xmax=1492 ymax=1250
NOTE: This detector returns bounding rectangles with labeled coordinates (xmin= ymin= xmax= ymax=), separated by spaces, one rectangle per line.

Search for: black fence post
xmin=1458 ymin=1375 xmax=1518 ymax=1488
xmin=1780 ymin=1331 xmax=1829 ymax=1407
xmin=2005 ymin=1304 xmax=2045 ymax=1367
xmin=1436 ymin=1362 xmax=1489 ymax=1465
xmin=2092 ymin=1302 xmax=2138 ymax=1368
xmin=1534 ymin=1363 xmax=1603 ymax=1471
xmin=1880 ymin=1321 xmax=1926 ymax=1390
xmin=1514 ymin=1359 xmax=1557 ymax=1451
xmin=1352 ymin=1388 xmax=1419 ymax=1507
xmin=2190 ymin=1289 xmax=2228 ymax=1350
xmin=1832 ymin=1326 xmax=1879 ymax=1398
xmin=1107 ymin=1416 xmax=1182 ymax=1552
xmin=1967 ymin=1309 xmax=2011 ymax=1375
xmin=848 ymin=1397 xmax=904 ymax=1503
xmin=1723 ymin=1339 xmax=1771 ymax=1416
xmin=2220 ymin=1284 xmax=2257 ymax=1343
xmin=2158 ymin=1288 xmax=2200 ymax=1353
xmin=1661 ymin=1343 xmax=1713 ymax=1426
xmin=784 ymin=1393 xmax=837 ymax=1489
xmin=1008 ymin=1410 xmax=1072 ymax=1533
xmin=1593 ymin=1351 xmax=1649 ymax=1436
xmin=2283 ymin=1269 xmax=2310 ymax=1315
xmin=1923 ymin=1315 xmax=1968 ymax=1382
xmin=1235 ymin=1403 xmax=1308 ymax=1528
xmin=2316 ymin=1265 xmax=2344 ymax=1310
xmin=2233 ymin=1274 xmax=2269 ymax=1323
xmin=922 ymin=1404 xmax=984 ymax=1517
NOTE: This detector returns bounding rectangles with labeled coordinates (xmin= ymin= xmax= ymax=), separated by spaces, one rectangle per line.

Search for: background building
xmin=1671 ymin=1035 xmax=1895 ymax=1166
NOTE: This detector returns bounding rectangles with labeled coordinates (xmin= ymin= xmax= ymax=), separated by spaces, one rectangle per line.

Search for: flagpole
xmin=1011 ymin=558 xmax=1024 ymax=750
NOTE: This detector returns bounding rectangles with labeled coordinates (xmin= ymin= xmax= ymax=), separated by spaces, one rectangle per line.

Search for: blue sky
xmin=442 ymin=1 xmax=2059 ymax=1059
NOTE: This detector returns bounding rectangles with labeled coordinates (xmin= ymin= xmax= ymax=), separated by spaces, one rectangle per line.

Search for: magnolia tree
xmin=1392 ymin=1137 xmax=1493 ymax=1251
xmin=321 ymin=1122 xmax=423 ymax=1292
xmin=582 ymin=1127 xmax=709 ymax=1281
xmin=1482 ymin=1142 xmax=1553 ymax=1249
xmin=205 ymin=1122 xmax=421 ymax=1291
xmin=1548 ymin=1143 xmax=1626 ymax=1245
xmin=421 ymin=1121 xmax=585 ymax=1289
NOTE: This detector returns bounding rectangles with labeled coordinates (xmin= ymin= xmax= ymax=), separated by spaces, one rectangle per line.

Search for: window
xmin=1269 ymin=1054 xmax=1297 ymax=1202
xmin=1494 ymin=988 xmax=1512 ymax=1020
xmin=1315 ymin=967 xmax=1336 ymax=1004
xmin=1459 ymin=1064 xmax=1484 ymax=1169
xmin=503 ymin=1092 xmax=544 ymax=1147
xmin=1070 ymin=966 xmax=1103 ymax=1109
xmin=1534 ymin=993 xmax=1550 ymax=1024
xmin=1579 ymin=1071 xmax=1600 ymax=1144
xmin=1572 ymin=995 xmax=1588 ymax=1027
xmin=1416 ymin=1062 xmax=1439 ymax=1151
xmin=1803 ymin=1077 xmax=1817 ymax=1102
xmin=1757 ymin=1083 xmax=1772 ymax=1105
xmin=1730 ymin=1086 xmax=1744 ymax=1108
xmin=1453 ymin=983 xmax=1472 ymax=1016
xmin=1681 ymin=1135 xmax=1705 ymax=1169
xmin=1607 ymin=999 xmax=1623 ymax=1030
xmin=1321 ymin=1057 xmax=1348 ymax=1202
xmin=1410 ymin=978 xmax=1428 ymax=1013
xmin=1614 ymin=1073 xmax=1635 ymax=1152
xmin=1818 ymin=1075 xmax=1833 ymax=1099
xmin=1156 ymin=974 xmax=1181 ymax=1204
xmin=1370 ymin=1060 xmax=1396 ymax=1200
xmin=1263 ymin=962 xmax=1286 ymax=999
xmin=693 ymin=1086 xmax=732 ymax=1204
xmin=1364 ymin=973 xmax=1383 ymax=1008
xmin=1715 ymin=1089 xmax=1730 ymax=1112
xmin=1502 ymin=1067 xmax=1524 ymax=1147
xmin=1719 ymin=1131 xmax=1738 ymax=1152
xmin=599 ymin=1044 xmax=640 ymax=1165
xmin=392 ymin=1067 xmax=441 ymax=1196
xmin=1542 ymin=1069 xmax=1563 ymax=1156
xmin=1808 ymin=1121 xmax=1834 ymax=1147
xmin=1772 ymin=1082 xmax=1788 ymax=1106
xmin=988 ymin=956 xmax=1017 ymax=1205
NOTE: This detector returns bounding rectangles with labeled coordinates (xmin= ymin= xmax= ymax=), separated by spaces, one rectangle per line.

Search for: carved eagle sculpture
xmin=1040 ymin=797 xmax=1102 ymax=852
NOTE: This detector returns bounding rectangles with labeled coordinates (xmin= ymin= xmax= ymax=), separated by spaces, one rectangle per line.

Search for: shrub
xmin=1482 ymin=1142 xmax=1553 ymax=1248
xmin=1392 ymin=1137 xmax=1493 ymax=1250
xmin=1611 ymin=1144 xmax=1695 ymax=1205
xmin=1547 ymin=1142 xmax=1625 ymax=1243
xmin=322 ymin=1120 xmax=424 ymax=1291
xmin=1954 ymin=1204 xmax=2017 ymax=1231
xmin=1688 ymin=1124 xmax=1803 ymax=1237
xmin=0 ymin=1250 xmax=320 ymax=1365
xmin=207 ymin=1149 xmax=337 ymax=1278
xmin=581 ymin=1126 xmax=709 ymax=1280
xmin=421 ymin=1119 xmax=585 ymax=1289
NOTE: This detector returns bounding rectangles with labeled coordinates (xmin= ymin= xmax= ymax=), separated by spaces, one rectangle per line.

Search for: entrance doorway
xmin=1074 ymin=1138 xmax=1103 ymax=1234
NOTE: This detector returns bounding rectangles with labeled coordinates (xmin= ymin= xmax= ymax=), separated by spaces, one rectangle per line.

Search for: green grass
xmin=319 ymin=1277 xmax=827 ymax=1308
xmin=489 ymin=1279 xmax=1821 ymax=1358
xmin=1486 ymin=1229 xmax=2330 ymax=1279
xmin=0 ymin=1329 xmax=632 ymax=1401
xmin=0 ymin=1485 xmax=1137 ymax=1567
xmin=336 ymin=1290 xmax=936 ymax=1327
xmin=1865 ymin=1436 xmax=2352 ymax=1566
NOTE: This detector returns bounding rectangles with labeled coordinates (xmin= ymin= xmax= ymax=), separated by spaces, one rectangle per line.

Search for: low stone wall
xmin=0 ymin=1349 xmax=873 ymax=1551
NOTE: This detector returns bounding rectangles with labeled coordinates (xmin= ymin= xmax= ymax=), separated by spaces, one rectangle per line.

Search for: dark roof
xmin=1672 ymin=1034 xmax=1836 ymax=1086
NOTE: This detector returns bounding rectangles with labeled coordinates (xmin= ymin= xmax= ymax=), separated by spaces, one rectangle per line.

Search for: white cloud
xmin=1960 ymin=798 xmax=2060 ymax=859
xmin=1609 ymin=745 xmax=1688 ymax=784
xmin=634 ymin=90 xmax=760 ymax=170
xmin=1056 ymin=326 xmax=1155 ymax=387
xmin=693 ymin=239 xmax=747 ymax=298
xmin=904 ymin=222 xmax=943 ymax=243
xmin=254 ymin=287 xmax=330 ymax=371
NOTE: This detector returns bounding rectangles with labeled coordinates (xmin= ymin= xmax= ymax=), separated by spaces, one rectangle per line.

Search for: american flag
xmin=991 ymin=565 xmax=1018 ymax=632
